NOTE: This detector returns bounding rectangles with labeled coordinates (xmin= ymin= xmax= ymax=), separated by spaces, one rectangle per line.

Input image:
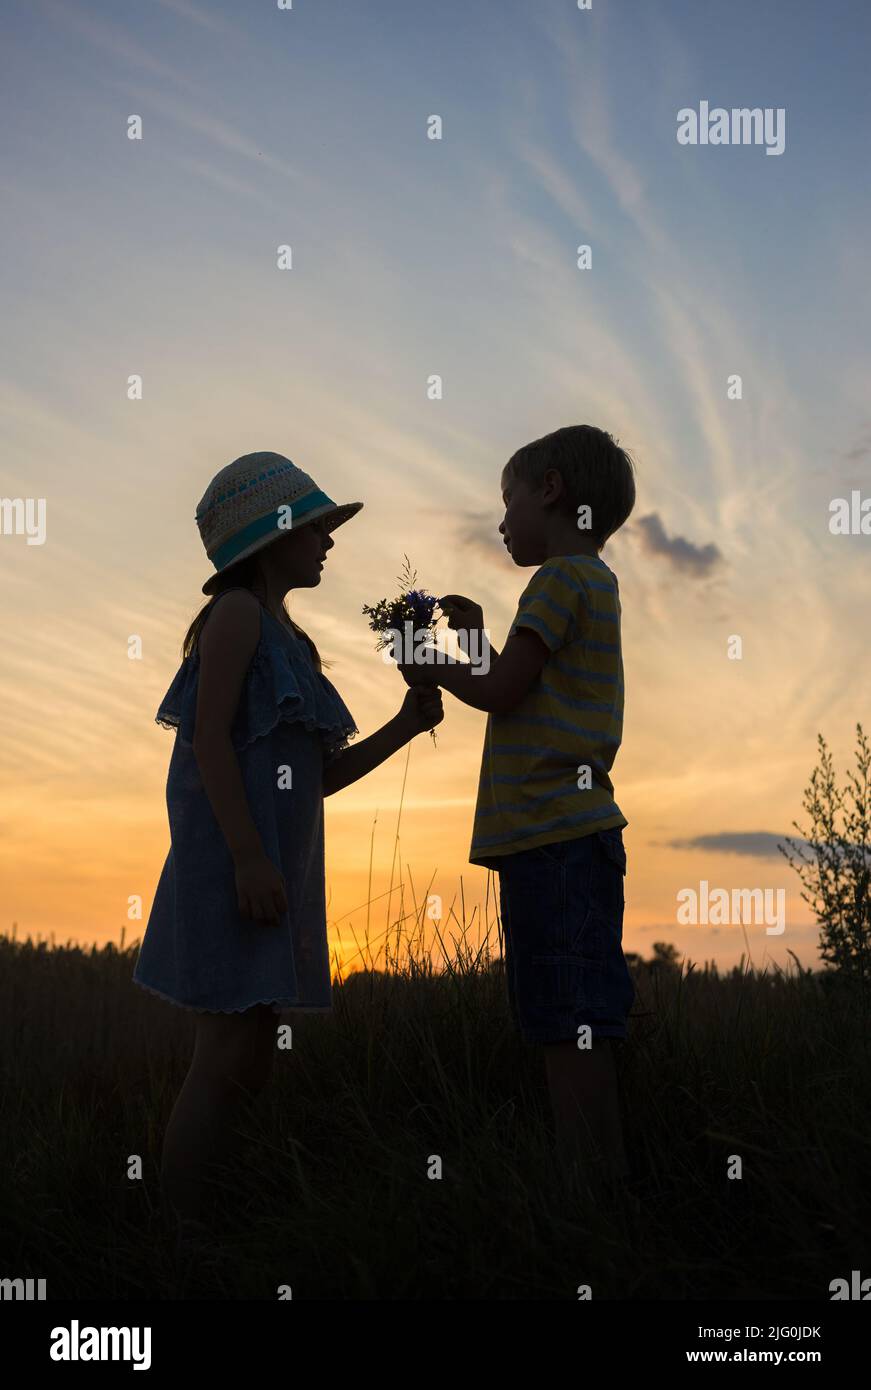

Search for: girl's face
xmin=263 ymin=515 xmax=334 ymax=590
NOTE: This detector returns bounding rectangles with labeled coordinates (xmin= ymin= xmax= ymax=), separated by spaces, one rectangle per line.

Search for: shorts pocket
xmin=511 ymin=840 xmax=570 ymax=867
xmin=526 ymin=836 xmax=622 ymax=1012
xmin=587 ymin=832 xmax=626 ymax=925
xmin=530 ymin=904 xmax=607 ymax=1011
xmin=597 ymin=828 xmax=627 ymax=876
xmin=528 ymin=841 xmax=568 ymax=865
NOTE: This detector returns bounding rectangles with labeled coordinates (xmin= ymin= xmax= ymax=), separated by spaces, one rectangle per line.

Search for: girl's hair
xmin=181 ymin=553 xmax=325 ymax=670
xmin=506 ymin=424 xmax=636 ymax=547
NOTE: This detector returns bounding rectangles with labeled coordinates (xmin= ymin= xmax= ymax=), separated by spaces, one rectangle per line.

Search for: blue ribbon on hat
xmin=212 ymin=487 xmax=335 ymax=570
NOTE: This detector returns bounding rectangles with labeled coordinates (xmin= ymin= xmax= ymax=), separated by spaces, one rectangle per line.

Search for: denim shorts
xmin=497 ymin=827 xmax=635 ymax=1044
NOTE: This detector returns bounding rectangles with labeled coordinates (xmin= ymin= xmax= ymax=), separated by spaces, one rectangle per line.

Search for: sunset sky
xmin=1 ymin=0 xmax=869 ymax=977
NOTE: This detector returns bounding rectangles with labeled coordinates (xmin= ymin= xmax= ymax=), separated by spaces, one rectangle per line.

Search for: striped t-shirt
xmin=469 ymin=554 xmax=627 ymax=867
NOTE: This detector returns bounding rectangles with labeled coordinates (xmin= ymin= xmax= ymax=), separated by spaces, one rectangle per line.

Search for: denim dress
xmin=132 ymin=591 xmax=358 ymax=1014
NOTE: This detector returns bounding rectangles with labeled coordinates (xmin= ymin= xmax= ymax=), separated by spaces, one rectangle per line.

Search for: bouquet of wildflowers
xmin=363 ymin=556 xmax=441 ymax=743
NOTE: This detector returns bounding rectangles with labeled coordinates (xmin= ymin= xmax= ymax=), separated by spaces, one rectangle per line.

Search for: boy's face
xmin=498 ymin=465 xmax=548 ymax=566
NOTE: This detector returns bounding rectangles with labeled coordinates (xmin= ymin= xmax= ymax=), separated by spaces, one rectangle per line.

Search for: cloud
xmin=660 ymin=832 xmax=807 ymax=859
xmin=452 ymin=510 xmax=506 ymax=564
xmin=153 ymin=0 xmax=238 ymax=36
xmin=633 ymin=512 xmax=723 ymax=577
xmin=40 ymin=0 xmax=295 ymax=181
xmin=39 ymin=0 xmax=197 ymax=91
xmin=169 ymin=155 xmax=276 ymax=207
xmin=839 ymin=428 xmax=871 ymax=463
xmin=117 ymin=82 xmax=302 ymax=181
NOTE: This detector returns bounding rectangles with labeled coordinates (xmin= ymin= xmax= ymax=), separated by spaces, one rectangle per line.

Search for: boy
xmin=397 ymin=424 xmax=636 ymax=1189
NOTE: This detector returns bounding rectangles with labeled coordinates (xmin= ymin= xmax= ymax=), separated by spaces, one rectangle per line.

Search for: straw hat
xmin=196 ymin=452 xmax=363 ymax=595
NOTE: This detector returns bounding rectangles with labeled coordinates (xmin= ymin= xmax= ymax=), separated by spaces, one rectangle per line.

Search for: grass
xmin=1 ymin=898 xmax=869 ymax=1300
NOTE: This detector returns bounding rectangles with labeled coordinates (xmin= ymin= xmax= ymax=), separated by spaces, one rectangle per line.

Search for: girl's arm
xmin=191 ymin=590 xmax=269 ymax=863
xmin=323 ymin=686 xmax=443 ymax=795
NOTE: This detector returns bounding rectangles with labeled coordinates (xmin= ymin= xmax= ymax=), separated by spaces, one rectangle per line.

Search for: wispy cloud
xmin=514 ymin=135 xmax=600 ymax=238
xmin=169 ymin=154 xmax=277 ymax=207
xmin=38 ymin=0 xmax=198 ymax=92
xmin=109 ymin=80 xmax=303 ymax=181
xmin=452 ymin=510 xmax=505 ymax=565
xmin=634 ymin=512 xmax=723 ymax=576
xmin=661 ymin=832 xmax=806 ymax=858
xmin=839 ymin=427 xmax=871 ymax=463
xmin=40 ymin=0 xmax=294 ymax=182
xmin=153 ymin=0 xmax=239 ymax=37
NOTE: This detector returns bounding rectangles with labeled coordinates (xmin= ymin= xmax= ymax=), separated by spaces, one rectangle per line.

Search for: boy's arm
xmin=397 ymin=630 xmax=548 ymax=715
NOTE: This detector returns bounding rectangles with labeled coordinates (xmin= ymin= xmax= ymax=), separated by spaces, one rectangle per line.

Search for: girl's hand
xmin=234 ymin=852 xmax=289 ymax=927
xmin=395 ymin=653 xmax=440 ymax=687
xmin=398 ymin=684 xmax=444 ymax=737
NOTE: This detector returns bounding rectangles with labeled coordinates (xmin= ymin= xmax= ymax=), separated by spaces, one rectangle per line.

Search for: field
xmin=1 ymin=892 xmax=869 ymax=1302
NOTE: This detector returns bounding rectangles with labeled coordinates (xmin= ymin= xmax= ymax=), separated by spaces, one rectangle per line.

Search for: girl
xmin=133 ymin=451 xmax=443 ymax=1226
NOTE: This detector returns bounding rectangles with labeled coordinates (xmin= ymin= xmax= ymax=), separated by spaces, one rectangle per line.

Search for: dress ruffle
xmin=132 ymin=976 xmax=332 ymax=1015
xmin=155 ymin=622 xmax=358 ymax=759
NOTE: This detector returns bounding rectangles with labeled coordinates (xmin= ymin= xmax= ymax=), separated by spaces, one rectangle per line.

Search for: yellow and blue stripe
xmin=469 ymin=554 xmax=627 ymax=865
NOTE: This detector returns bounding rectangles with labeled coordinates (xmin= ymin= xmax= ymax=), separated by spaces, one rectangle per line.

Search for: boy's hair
xmin=506 ymin=424 xmax=636 ymax=547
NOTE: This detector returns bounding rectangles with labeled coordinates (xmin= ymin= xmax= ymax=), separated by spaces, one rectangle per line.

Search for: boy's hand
xmin=398 ymin=685 xmax=444 ymax=737
xmin=439 ymin=594 xmax=485 ymax=638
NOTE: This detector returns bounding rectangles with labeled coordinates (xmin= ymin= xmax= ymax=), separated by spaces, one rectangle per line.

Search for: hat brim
xmin=201 ymin=501 xmax=363 ymax=594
